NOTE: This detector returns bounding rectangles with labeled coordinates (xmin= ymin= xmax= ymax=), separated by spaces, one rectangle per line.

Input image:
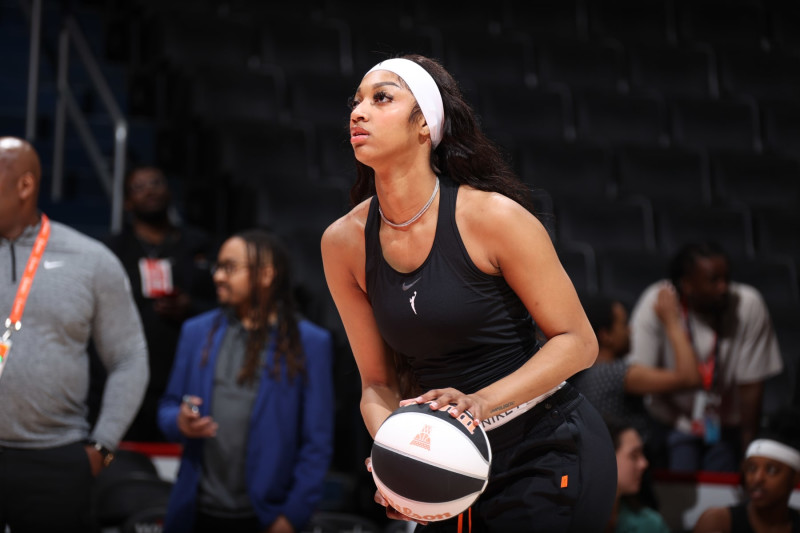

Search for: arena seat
xmin=628 ymin=44 xmax=717 ymax=99
xmin=616 ymin=144 xmax=711 ymax=206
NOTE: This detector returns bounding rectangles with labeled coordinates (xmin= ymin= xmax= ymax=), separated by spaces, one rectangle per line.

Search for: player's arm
xmin=420 ymin=190 xmax=597 ymax=422
xmin=322 ymin=208 xmax=401 ymax=438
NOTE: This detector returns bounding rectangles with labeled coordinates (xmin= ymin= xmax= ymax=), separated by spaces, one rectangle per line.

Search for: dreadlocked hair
xmin=349 ymin=54 xmax=534 ymax=214
xmin=201 ymin=229 xmax=305 ymax=385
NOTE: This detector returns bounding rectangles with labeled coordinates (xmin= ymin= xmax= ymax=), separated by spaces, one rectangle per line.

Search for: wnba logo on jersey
xmin=410 ymin=291 xmax=418 ymax=315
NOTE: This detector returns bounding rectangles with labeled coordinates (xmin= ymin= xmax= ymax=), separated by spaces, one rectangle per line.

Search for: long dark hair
xmin=201 ymin=229 xmax=305 ymax=384
xmin=349 ymin=54 xmax=533 ymax=213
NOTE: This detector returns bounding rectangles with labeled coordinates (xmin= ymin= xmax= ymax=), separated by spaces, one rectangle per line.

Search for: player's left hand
xmin=400 ymin=387 xmax=487 ymax=422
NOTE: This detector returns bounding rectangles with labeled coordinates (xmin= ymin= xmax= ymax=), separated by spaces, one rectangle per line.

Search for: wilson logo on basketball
xmin=409 ymin=424 xmax=432 ymax=450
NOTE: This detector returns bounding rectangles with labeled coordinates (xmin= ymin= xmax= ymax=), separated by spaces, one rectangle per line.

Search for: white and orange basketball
xmin=371 ymin=403 xmax=492 ymax=522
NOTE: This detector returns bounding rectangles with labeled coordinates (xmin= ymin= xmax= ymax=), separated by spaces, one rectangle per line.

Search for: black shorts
xmin=416 ymin=383 xmax=617 ymax=533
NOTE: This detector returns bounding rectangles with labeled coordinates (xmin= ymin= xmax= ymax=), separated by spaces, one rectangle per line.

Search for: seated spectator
xmin=158 ymin=229 xmax=335 ymax=533
xmin=572 ymin=287 xmax=701 ymax=466
xmin=605 ymin=417 xmax=671 ymax=533
xmin=693 ymin=405 xmax=800 ymax=533
xmin=628 ymin=242 xmax=783 ymax=472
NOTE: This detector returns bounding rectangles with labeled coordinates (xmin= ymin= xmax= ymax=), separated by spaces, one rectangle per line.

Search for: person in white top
xmin=628 ymin=242 xmax=782 ymax=472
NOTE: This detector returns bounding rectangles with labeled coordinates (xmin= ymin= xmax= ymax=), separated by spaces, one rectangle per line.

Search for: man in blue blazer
xmin=158 ymin=229 xmax=334 ymax=533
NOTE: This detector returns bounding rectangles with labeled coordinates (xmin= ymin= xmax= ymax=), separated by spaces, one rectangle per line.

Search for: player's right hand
xmin=365 ymin=456 xmax=429 ymax=525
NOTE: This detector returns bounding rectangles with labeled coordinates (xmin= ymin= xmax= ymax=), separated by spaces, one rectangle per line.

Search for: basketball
xmin=370 ymin=403 xmax=492 ymax=522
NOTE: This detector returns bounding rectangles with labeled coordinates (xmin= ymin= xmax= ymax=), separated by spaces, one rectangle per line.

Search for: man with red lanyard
xmin=627 ymin=242 xmax=783 ymax=472
xmin=0 ymin=137 xmax=148 ymax=532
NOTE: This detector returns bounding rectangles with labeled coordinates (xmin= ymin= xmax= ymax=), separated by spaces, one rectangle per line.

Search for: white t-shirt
xmin=628 ymin=281 xmax=783 ymax=428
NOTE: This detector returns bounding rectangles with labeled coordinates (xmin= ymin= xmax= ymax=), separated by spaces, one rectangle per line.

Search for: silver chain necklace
xmin=378 ymin=177 xmax=440 ymax=229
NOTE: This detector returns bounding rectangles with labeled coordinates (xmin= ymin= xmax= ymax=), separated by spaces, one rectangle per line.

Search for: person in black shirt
xmin=97 ymin=166 xmax=216 ymax=442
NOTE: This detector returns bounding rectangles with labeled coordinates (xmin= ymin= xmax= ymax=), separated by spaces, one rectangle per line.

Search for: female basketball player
xmin=321 ymin=54 xmax=616 ymax=531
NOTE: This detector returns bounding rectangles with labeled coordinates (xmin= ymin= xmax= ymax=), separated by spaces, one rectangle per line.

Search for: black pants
xmin=416 ymin=384 xmax=617 ymax=533
xmin=0 ymin=441 xmax=95 ymax=533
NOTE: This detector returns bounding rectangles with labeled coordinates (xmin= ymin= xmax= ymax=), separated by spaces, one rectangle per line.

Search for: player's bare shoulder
xmin=456 ymin=185 xmax=538 ymax=234
xmin=321 ymin=197 xmax=370 ymax=258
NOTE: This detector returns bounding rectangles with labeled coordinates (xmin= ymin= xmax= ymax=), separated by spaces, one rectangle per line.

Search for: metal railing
xmin=23 ymin=0 xmax=42 ymax=141
xmin=52 ymin=14 xmax=127 ymax=233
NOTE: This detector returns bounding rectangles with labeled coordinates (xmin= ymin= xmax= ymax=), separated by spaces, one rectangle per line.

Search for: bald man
xmin=0 ymin=137 xmax=148 ymax=532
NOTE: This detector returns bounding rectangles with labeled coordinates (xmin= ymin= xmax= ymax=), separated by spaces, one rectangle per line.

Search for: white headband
xmin=745 ymin=439 xmax=800 ymax=471
xmin=367 ymin=58 xmax=445 ymax=148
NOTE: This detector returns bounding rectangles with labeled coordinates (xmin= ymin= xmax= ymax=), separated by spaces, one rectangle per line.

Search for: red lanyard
xmin=3 ymin=214 xmax=50 ymax=337
xmin=681 ymin=301 xmax=719 ymax=391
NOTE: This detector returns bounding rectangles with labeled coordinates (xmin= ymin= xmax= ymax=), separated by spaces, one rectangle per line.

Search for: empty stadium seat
xmin=505 ymin=0 xmax=586 ymax=41
xmin=477 ymin=83 xmax=571 ymax=141
xmin=412 ymin=0 xmax=506 ymax=33
xmin=752 ymin=207 xmax=800 ymax=261
xmin=656 ymin=204 xmax=755 ymax=257
xmin=575 ymin=90 xmax=668 ymax=146
xmin=190 ymin=67 xmax=285 ymax=124
xmin=598 ymin=248 xmax=669 ymax=309
xmin=143 ymin=11 xmax=259 ymax=72
xmin=628 ymin=45 xmax=717 ymax=99
xmin=731 ymin=255 xmax=799 ymax=308
xmin=588 ymin=0 xmax=676 ymax=45
xmin=766 ymin=0 xmax=800 ymax=52
xmin=92 ymin=452 xmax=173 ymax=530
xmin=214 ymin=119 xmax=317 ymax=182
xmin=555 ymin=195 xmax=657 ymax=252
xmin=719 ymin=49 xmax=800 ymax=101
xmin=669 ymin=97 xmax=760 ymax=152
xmin=557 ymin=242 xmax=599 ymax=295
xmin=285 ymin=72 xmax=355 ymax=129
xmin=315 ymin=124 xmax=355 ymax=182
xmin=351 ymin=24 xmax=442 ymax=76
xmin=761 ymin=100 xmax=800 ymax=156
xmin=519 ymin=140 xmax=614 ymax=200
xmin=712 ymin=152 xmax=800 ymax=210
xmin=260 ymin=18 xmax=352 ymax=76
xmin=675 ymin=0 xmax=769 ymax=50
xmin=615 ymin=144 xmax=711 ymax=205
xmin=534 ymin=39 xmax=627 ymax=92
xmin=443 ymin=30 xmax=533 ymax=88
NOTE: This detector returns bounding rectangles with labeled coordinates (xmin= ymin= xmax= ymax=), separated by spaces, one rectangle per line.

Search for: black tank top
xmin=365 ymin=176 xmax=539 ymax=394
xmin=729 ymin=503 xmax=800 ymax=533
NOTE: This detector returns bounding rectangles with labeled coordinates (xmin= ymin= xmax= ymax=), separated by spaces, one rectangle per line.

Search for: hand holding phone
xmin=178 ymin=395 xmax=217 ymax=438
